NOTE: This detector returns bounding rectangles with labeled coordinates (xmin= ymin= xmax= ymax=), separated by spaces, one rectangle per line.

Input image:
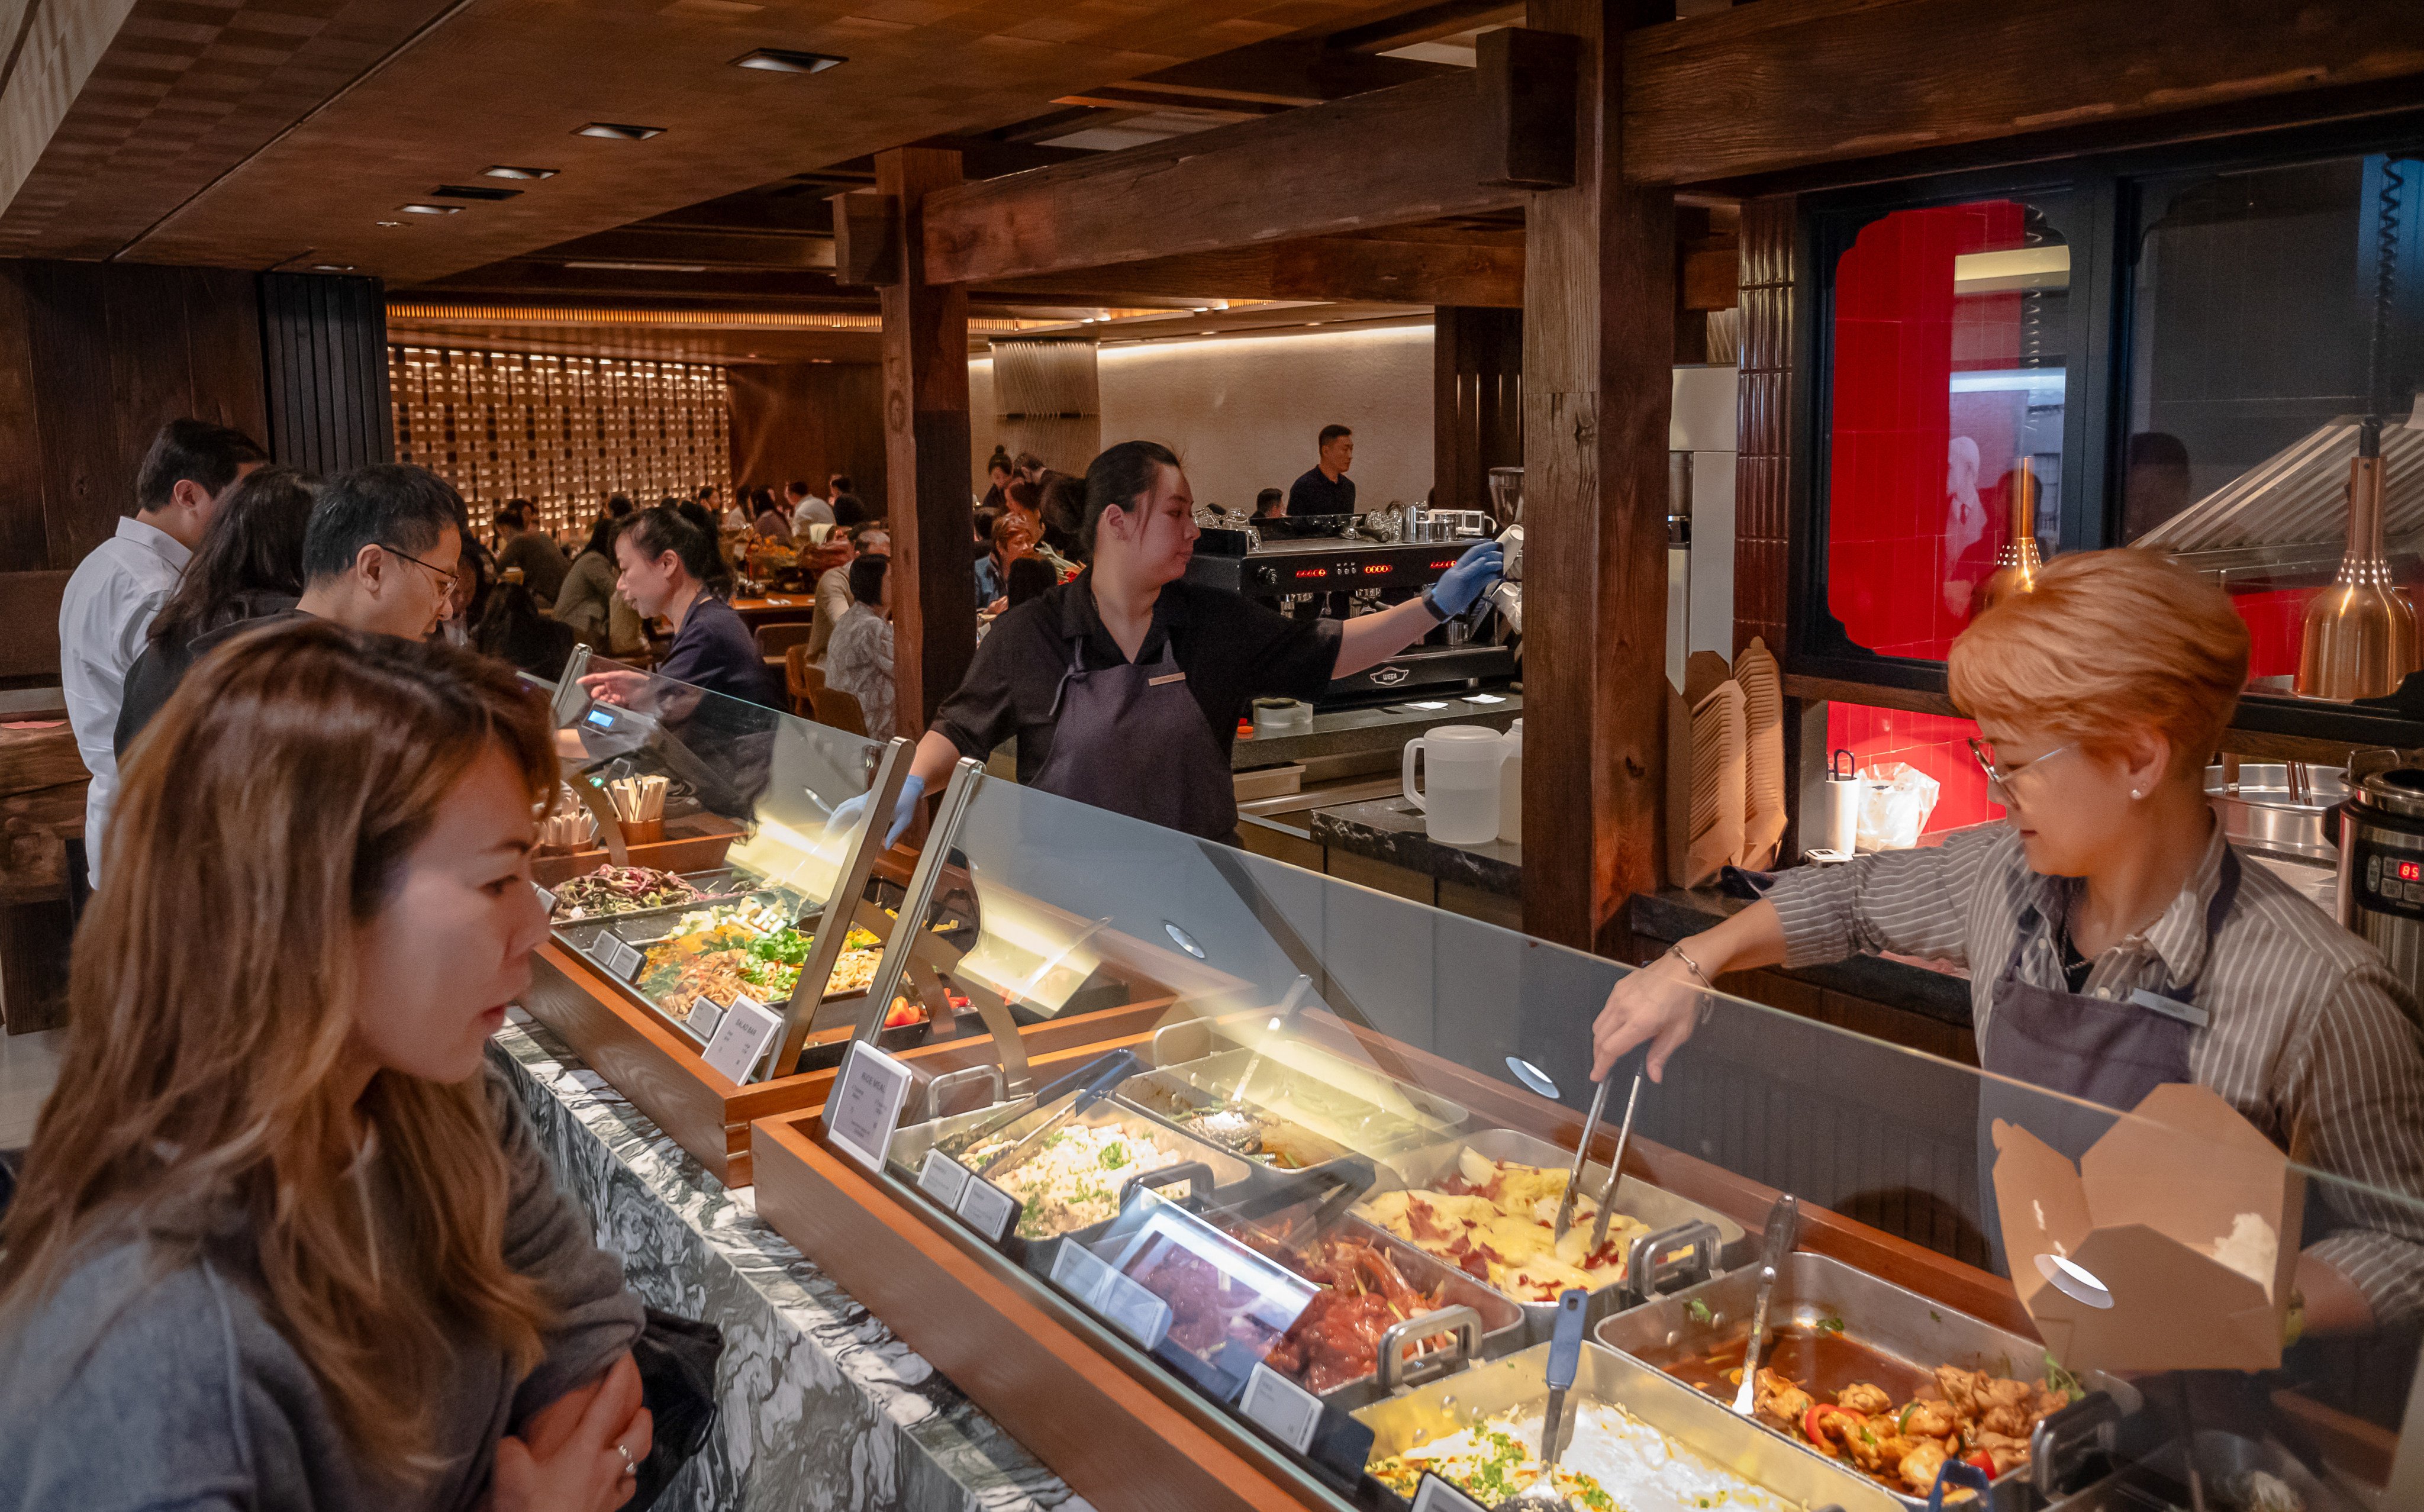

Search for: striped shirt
xmin=1766 ymin=820 xmax=2424 ymax=1327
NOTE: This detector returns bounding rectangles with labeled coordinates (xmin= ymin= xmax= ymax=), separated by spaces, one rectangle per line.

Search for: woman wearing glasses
xmin=1590 ymin=549 xmax=2424 ymax=1335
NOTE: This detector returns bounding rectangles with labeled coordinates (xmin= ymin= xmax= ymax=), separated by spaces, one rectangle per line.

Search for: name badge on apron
xmin=2126 ymin=988 xmax=2209 ymax=1029
xmin=1147 ymin=671 xmax=1187 ymax=687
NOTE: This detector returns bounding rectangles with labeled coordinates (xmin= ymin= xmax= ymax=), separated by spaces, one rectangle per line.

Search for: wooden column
xmin=873 ymin=148 xmax=977 ymax=733
xmin=1433 ymin=306 xmax=1524 ymax=516
xmin=1520 ymin=0 xmax=1676 ymax=954
xmin=1732 ymin=195 xmax=1795 ymax=658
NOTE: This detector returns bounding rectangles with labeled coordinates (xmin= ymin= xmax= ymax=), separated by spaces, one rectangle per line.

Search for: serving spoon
xmin=1504 ymin=1288 xmax=1590 ymax=1512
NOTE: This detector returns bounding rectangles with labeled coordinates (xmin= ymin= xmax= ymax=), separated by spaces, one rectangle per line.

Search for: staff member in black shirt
xmin=844 ymin=440 xmax=1502 ymax=843
xmin=1285 ymin=424 xmax=1356 ymax=516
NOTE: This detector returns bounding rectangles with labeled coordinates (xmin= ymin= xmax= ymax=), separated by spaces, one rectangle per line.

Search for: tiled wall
xmin=1825 ymin=202 xmax=2029 ymax=662
xmin=390 ymin=346 xmax=730 ymax=539
xmin=1825 ymin=701 xmax=2002 ymax=837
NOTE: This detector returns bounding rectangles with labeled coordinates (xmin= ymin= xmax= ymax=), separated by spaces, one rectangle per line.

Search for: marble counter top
xmin=1230 ymin=692 xmax=1520 ymax=770
xmin=1310 ymin=796 xmax=1521 ymax=898
xmin=491 ymin=1013 xmax=1084 ymax=1512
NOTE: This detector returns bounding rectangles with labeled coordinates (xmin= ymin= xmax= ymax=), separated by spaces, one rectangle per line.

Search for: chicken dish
xmin=551 ymin=865 xmax=700 ymax=920
xmin=1238 ymin=1230 xmax=1453 ymax=1394
xmin=1735 ymin=1361 xmax=2074 ymax=1496
xmin=1356 ymin=1149 xmax=1651 ymax=1302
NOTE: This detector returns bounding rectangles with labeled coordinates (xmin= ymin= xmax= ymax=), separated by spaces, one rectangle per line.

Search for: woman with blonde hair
xmin=1590 ymin=548 xmax=2424 ymax=1334
xmin=0 ymin=622 xmax=650 ymax=1511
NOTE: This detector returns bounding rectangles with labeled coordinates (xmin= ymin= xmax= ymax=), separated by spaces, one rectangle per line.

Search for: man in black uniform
xmin=1284 ymin=424 xmax=1356 ymax=516
xmin=839 ymin=440 xmax=1501 ymax=844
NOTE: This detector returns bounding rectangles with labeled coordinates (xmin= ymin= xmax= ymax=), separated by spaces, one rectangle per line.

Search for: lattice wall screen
xmin=389 ymin=346 xmax=731 ymax=537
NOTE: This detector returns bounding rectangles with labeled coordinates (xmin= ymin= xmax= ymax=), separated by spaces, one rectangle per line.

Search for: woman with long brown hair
xmin=0 ymin=622 xmax=651 ymax=1511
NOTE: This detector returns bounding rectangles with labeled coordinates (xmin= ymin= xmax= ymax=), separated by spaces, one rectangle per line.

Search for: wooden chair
xmin=810 ymin=683 xmax=868 ymax=737
xmin=757 ymin=621 xmax=815 ymax=658
xmin=784 ymin=645 xmax=827 ymax=720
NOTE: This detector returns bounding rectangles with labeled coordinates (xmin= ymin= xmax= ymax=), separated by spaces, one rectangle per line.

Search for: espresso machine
xmin=1184 ymin=507 xmax=1520 ymax=708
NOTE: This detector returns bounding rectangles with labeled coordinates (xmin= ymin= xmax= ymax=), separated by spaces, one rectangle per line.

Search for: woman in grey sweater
xmin=0 ymin=623 xmax=650 ymax=1512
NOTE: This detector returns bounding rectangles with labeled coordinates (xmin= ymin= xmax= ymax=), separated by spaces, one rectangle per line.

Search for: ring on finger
xmin=615 ymin=1442 xmax=637 ymax=1478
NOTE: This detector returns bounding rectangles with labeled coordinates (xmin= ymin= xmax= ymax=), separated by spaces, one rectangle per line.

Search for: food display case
xmin=518 ymin=655 xmax=1182 ymax=1184
xmin=743 ymin=760 xmax=2424 ymax=1512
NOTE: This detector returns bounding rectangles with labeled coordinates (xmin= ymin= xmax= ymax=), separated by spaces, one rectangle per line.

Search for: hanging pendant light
xmin=1975 ymin=457 xmax=2044 ymax=617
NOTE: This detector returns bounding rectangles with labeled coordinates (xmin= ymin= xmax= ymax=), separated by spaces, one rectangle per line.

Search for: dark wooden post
xmin=872 ymin=147 xmax=976 ymax=734
xmin=1520 ymin=0 xmax=1676 ymax=955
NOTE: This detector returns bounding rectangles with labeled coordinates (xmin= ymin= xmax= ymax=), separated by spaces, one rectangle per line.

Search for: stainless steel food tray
xmin=2045 ymin=1430 xmax=2364 ymax=1512
xmin=1355 ymin=1338 xmax=1903 ymax=1512
xmin=544 ymin=866 xmax=765 ymax=929
xmin=1364 ymin=1127 xmax=1751 ymax=1343
xmin=1597 ymin=1250 xmax=2134 ymax=1511
xmin=887 ymin=1097 xmax=1264 ymax=1259
xmin=1145 ymin=1042 xmax=1469 ymax=1158
xmin=552 ymin=900 xmax=898 ymax=1048
xmin=1197 ymin=1208 xmax=1527 ymax=1412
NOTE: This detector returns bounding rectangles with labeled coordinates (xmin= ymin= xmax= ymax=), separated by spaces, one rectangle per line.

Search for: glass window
xmin=1825 ymin=198 xmax=2071 ymax=663
xmin=2125 ymin=150 xmax=2424 ymax=688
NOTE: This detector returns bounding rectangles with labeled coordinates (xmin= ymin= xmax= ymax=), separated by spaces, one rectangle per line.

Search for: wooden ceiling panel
xmin=53 ymin=0 xmax=1422 ymax=279
xmin=0 ymin=0 xmax=459 ymax=260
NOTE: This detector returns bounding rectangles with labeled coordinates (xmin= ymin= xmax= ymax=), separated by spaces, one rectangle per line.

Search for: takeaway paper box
xmin=1990 ymin=1083 xmax=2301 ymax=1375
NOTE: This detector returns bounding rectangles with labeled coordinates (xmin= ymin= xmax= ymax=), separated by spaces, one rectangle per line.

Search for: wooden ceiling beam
xmin=984 ymin=234 xmax=1522 ymax=306
xmin=537 ymin=227 xmax=837 ymax=272
xmin=1622 ymin=0 xmax=2424 ymax=187
xmin=920 ymin=31 xmax=1573 ymax=286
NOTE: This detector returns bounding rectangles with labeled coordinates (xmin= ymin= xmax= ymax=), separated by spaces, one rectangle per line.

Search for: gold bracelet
xmin=1666 ymin=943 xmax=1714 ymax=988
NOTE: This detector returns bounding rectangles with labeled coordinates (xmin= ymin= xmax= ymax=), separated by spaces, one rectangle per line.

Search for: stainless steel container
xmin=1144 ymin=1034 xmax=1471 ymax=1158
xmin=2334 ymin=754 xmax=2424 ymax=1026
xmin=2204 ymin=761 xmax=2345 ymax=865
xmin=1361 ymin=1127 xmax=1749 ymax=1343
xmin=1595 ymin=1250 xmax=2127 ymax=1511
xmin=1354 ymin=1339 xmax=1903 ymax=1512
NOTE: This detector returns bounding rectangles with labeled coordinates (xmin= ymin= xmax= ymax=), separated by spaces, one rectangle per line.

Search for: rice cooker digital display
xmin=2358 ymin=842 xmax=2424 ymax=918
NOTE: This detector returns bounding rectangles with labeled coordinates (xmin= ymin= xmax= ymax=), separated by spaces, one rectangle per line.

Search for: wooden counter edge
xmin=750 ymin=1113 xmax=1320 ymax=1512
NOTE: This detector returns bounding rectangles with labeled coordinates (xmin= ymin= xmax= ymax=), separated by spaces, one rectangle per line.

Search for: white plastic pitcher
xmin=1401 ymin=725 xmax=1506 ymax=844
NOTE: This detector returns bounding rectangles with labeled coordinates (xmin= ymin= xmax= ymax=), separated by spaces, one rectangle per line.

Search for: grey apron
xmin=1974 ymin=849 xmax=2239 ymax=1266
xmin=1029 ymin=638 xmax=1239 ymax=841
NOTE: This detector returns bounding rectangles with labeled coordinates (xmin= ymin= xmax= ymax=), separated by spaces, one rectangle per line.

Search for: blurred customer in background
xmin=492 ymin=502 xmax=569 ymax=608
xmin=825 ymin=554 xmax=897 ymax=741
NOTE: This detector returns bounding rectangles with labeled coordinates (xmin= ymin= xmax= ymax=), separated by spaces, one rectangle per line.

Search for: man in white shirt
xmin=58 ymin=419 xmax=266 ymax=884
xmin=787 ymin=478 xmax=833 ymax=534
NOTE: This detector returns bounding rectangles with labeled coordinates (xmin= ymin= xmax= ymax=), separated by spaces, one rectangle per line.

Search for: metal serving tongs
xmin=1505 ymin=1288 xmax=1591 ymax=1512
xmin=954 ymin=1049 xmax=1142 ymax=1179
xmin=1584 ymin=1072 xmax=1644 ymax=1255
xmin=1730 ymin=1193 xmax=1800 ymax=1416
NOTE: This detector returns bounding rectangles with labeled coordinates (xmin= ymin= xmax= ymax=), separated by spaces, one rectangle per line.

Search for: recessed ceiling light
xmin=376 ymin=220 xmax=407 ymax=227
xmin=575 ymin=122 xmax=665 ymax=140
xmin=311 ymin=263 xmax=356 ymax=272
xmin=399 ymin=203 xmax=460 ymax=215
xmin=731 ymin=47 xmax=846 ymax=74
xmin=483 ymin=165 xmax=559 ymax=180
xmin=433 ymin=183 xmax=522 ymax=201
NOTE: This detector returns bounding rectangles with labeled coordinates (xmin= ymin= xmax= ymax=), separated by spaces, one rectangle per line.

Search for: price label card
xmin=533 ymin=882 xmax=558 ymax=915
xmin=916 ymin=1149 xmax=972 ymax=1208
xmin=599 ymin=934 xmax=646 ymax=982
xmin=688 ymin=998 xmax=727 ymax=1043
xmin=1412 ymin=1474 xmax=1491 ymax=1512
xmin=1239 ymin=1363 xmax=1321 ymax=1454
xmin=701 ymin=993 xmax=785 ymax=1086
xmin=955 ymin=1174 xmax=1019 ymax=1243
xmin=822 ymin=1040 xmax=914 ymax=1169
xmin=1050 ymin=1235 xmax=1115 ymax=1296
xmin=1095 ymin=1271 xmax=1172 ymax=1351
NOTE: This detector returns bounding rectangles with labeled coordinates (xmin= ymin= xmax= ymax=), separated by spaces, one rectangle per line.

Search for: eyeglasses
xmin=381 ymin=543 xmax=460 ymax=591
xmin=1967 ymin=737 xmax=2075 ymax=795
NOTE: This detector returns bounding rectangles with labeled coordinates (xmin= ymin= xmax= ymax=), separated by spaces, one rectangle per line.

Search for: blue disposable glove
xmin=885 ymin=774 xmax=928 ymax=848
xmin=1430 ymin=539 xmax=1505 ymax=617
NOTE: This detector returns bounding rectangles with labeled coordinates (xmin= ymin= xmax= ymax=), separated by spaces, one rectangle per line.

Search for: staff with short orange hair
xmin=1590 ymin=549 xmax=2424 ymax=1335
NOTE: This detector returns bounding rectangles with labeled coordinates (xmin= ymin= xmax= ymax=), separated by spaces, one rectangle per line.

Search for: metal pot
xmin=2334 ymin=751 xmax=2424 ymax=1023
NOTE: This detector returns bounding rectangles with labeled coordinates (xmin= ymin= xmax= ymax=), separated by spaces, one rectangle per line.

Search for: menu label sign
xmin=701 ymin=993 xmax=784 ymax=1086
xmin=916 ymin=1149 xmax=972 ymax=1208
xmin=823 ymin=1040 xmax=914 ymax=1169
xmin=1047 ymin=1240 xmax=1172 ymax=1350
xmin=598 ymin=934 xmax=646 ymax=982
xmin=1239 ymin=1363 xmax=1320 ymax=1454
xmin=533 ymin=882 xmax=558 ymax=915
xmin=954 ymin=1174 xmax=1018 ymax=1243
xmin=1412 ymin=1474 xmax=1491 ymax=1512
xmin=689 ymin=997 xmax=727 ymax=1043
